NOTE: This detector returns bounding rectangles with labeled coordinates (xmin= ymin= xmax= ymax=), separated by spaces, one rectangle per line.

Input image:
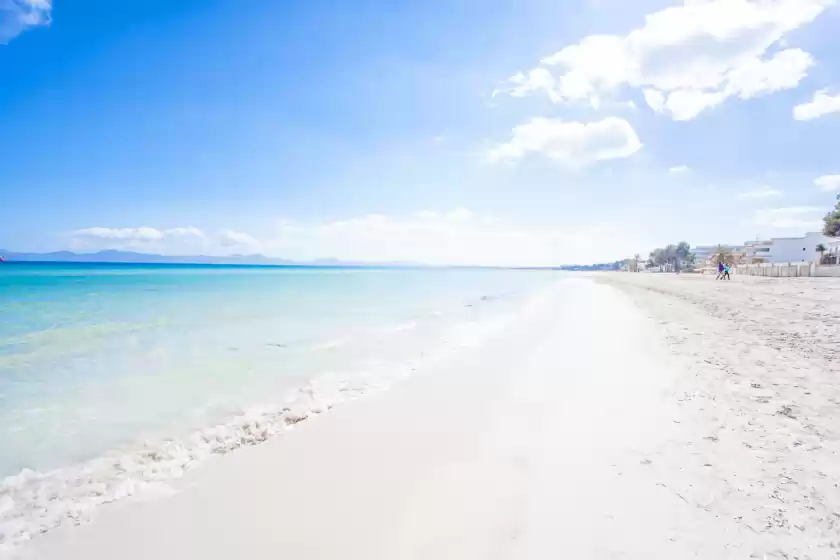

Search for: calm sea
xmin=0 ymin=262 xmax=559 ymax=477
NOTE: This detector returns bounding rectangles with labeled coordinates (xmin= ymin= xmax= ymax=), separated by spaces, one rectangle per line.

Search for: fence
xmin=726 ymin=262 xmax=840 ymax=278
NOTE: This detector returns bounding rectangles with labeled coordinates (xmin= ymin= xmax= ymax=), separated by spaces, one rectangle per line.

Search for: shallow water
xmin=0 ymin=263 xmax=559 ymax=477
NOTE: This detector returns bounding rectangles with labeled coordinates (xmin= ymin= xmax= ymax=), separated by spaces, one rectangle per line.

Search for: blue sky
xmin=2 ymin=0 xmax=840 ymax=265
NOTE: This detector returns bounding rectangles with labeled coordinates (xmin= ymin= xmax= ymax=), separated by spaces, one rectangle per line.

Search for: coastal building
xmin=729 ymin=245 xmax=746 ymax=264
xmin=696 ymin=235 xmax=832 ymax=269
xmin=694 ymin=244 xmax=744 ymax=268
xmin=760 ymin=232 xmax=833 ymax=263
xmin=692 ymin=245 xmax=716 ymax=267
xmin=741 ymin=240 xmax=773 ymax=264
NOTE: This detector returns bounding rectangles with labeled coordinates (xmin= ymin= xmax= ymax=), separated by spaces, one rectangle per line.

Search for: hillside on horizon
xmin=0 ymin=249 xmax=420 ymax=267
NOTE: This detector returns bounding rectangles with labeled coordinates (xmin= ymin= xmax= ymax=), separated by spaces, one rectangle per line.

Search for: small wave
xmin=0 ymin=368 xmax=410 ymax=552
xmin=0 ymin=310 xmax=519 ymax=553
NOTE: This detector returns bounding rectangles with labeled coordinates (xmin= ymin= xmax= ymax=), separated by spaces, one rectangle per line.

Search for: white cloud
xmin=654 ymin=89 xmax=728 ymax=121
xmin=643 ymin=89 xmax=665 ymax=113
xmin=488 ymin=117 xmax=642 ymax=164
xmin=267 ymin=211 xmax=632 ymax=266
xmin=752 ymin=206 xmax=824 ymax=229
xmin=727 ymin=48 xmax=813 ymax=99
xmin=218 ymin=229 xmax=260 ymax=252
xmin=73 ymin=227 xmax=165 ymax=242
xmin=165 ymin=227 xmax=205 ymax=238
xmin=669 ymin=165 xmax=690 ymax=174
xmin=65 ymin=213 xmax=644 ymax=266
xmin=793 ymin=89 xmax=840 ymax=120
xmin=496 ymin=67 xmax=601 ymax=108
xmin=495 ymin=0 xmax=829 ymax=120
xmin=1 ymin=0 xmax=51 ymax=44
xmin=815 ymin=174 xmax=840 ymax=191
xmin=69 ymin=227 xmax=206 ymax=253
xmin=737 ymin=185 xmax=783 ymax=199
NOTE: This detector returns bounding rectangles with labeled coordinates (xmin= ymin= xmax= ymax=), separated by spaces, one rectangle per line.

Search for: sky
xmin=2 ymin=0 xmax=840 ymax=266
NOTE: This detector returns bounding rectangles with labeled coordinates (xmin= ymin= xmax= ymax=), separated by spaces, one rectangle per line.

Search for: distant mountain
xmin=0 ymin=249 xmax=622 ymax=269
xmin=0 ymin=250 xmax=419 ymax=267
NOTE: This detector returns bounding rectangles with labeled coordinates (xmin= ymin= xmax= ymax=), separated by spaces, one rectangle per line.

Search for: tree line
xmin=644 ymin=242 xmax=695 ymax=272
xmin=824 ymin=193 xmax=840 ymax=238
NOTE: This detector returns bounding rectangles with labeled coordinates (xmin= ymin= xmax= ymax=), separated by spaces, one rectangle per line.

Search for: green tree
xmin=816 ymin=243 xmax=827 ymax=264
xmin=649 ymin=248 xmax=665 ymax=268
xmin=824 ymin=194 xmax=840 ymax=237
xmin=663 ymin=244 xmax=678 ymax=271
xmin=675 ymin=241 xmax=691 ymax=272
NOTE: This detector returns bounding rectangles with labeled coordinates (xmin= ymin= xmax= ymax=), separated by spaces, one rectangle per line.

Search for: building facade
xmin=692 ymin=245 xmax=715 ymax=267
xmin=761 ymin=232 xmax=833 ymax=263
xmin=698 ymin=234 xmax=833 ymax=268
xmin=741 ymin=240 xmax=772 ymax=264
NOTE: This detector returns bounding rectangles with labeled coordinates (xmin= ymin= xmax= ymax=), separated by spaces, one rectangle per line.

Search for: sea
xmin=0 ymin=262 xmax=560 ymax=549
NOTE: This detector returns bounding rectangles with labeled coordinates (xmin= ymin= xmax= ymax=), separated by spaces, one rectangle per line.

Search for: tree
xmin=656 ymin=248 xmax=667 ymax=267
xmin=824 ymin=194 xmax=840 ymax=237
xmin=663 ymin=244 xmax=678 ymax=272
xmin=816 ymin=243 xmax=827 ymax=264
xmin=713 ymin=244 xmax=732 ymax=265
xmin=649 ymin=248 xmax=666 ymax=268
xmin=675 ymin=241 xmax=691 ymax=272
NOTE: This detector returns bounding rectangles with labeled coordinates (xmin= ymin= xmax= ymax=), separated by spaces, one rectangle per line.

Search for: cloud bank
xmin=815 ymin=174 xmax=840 ymax=192
xmin=68 ymin=211 xmax=637 ymax=267
xmin=495 ymin=0 xmax=830 ymax=120
xmin=1 ymin=0 xmax=51 ymax=44
xmin=488 ymin=117 xmax=642 ymax=164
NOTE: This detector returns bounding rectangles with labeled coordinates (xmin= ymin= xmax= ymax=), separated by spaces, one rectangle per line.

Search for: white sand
xmin=594 ymin=273 xmax=840 ymax=559
xmin=12 ymin=275 xmax=840 ymax=559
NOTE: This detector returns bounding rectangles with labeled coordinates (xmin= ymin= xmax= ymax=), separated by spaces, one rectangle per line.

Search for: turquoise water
xmin=0 ymin=263 xmax=559 ymax=477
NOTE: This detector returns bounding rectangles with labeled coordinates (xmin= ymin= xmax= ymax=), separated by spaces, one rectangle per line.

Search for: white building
xmin=827 ymin=239 xmax=840 ymax=263
xmin=742 ymin=240 xmax=772 ymax=263
xmin=692 ymin=245 xmax=716 ymax=266
xmin=762 ymin=232 xmax=833 ymax=263
xmin=693 ymin=244 xmax=745 ymax=267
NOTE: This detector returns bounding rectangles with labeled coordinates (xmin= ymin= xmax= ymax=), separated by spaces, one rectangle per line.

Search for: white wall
xmin=735 ymin=263 xmax=840 ymax=277
xmin=745 ymin=244 xmax=772 ymax=261
xmin=767 ymin=232 xmax=832 ymax=263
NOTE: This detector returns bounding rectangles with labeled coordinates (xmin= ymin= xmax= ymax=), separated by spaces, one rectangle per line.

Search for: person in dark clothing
xmin=717 ymin=261 xmax=724 ymax=280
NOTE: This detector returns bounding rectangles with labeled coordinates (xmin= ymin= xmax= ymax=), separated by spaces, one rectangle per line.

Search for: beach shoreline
xmin=0 ymin=265 xmax=561 ymax=551
xmin=10 ymin=274 xmax=840 ymax=559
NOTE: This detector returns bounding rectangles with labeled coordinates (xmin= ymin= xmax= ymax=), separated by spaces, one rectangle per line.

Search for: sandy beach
xmin=594 ymin=272 xmax=840 ymax=559
xmin=11 ymin=274 xmax=840 ymax=560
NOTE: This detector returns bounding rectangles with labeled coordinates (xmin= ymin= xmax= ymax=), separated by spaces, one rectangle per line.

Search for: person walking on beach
xmin=723 ymin=263 xmax=731 ymax=280
xmin=717 ymin=261 xmax=724 ymax=280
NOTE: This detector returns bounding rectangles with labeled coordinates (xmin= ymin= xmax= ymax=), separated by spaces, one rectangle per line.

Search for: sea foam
xmin=0 ymin=316 xmax=510 ymax=553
